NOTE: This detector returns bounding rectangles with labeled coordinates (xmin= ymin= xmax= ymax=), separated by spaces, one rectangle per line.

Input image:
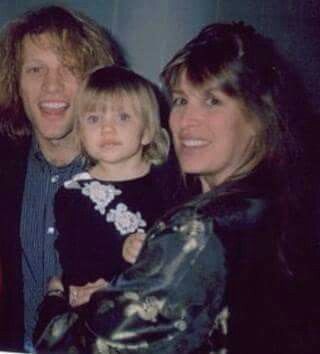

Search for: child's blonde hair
xmin=74 ymin=65 xmax=169 ymax=166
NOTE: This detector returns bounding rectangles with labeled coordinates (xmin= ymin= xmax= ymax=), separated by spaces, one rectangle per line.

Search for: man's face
xmin=19 ymin=33 xmax=81 ymax=146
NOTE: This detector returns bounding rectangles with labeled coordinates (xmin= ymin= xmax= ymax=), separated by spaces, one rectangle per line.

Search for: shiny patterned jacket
xmin=35 ymin=167 xmax=297 ymax=354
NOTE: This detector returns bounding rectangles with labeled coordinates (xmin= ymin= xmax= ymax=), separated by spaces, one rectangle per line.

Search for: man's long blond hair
xmin=0 ymin=5 xmax=122 ymax=140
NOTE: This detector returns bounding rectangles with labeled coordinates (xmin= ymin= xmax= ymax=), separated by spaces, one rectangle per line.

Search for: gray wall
xmin=1 ymin=0 xmax=319 ymax=111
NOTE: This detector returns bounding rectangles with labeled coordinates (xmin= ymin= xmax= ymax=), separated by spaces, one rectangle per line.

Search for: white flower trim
xmin=82 ymin=181 xmax=122 ymax=215
xmin=106 ymin=203 xmax=146 ymax=235
xmin=64 ymin=172 xmax=92 ymax=189
xmin=66 ymin=176 xmax=147 ymax=235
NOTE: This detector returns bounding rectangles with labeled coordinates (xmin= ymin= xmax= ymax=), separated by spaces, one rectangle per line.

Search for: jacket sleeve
xmin=36 ymin=207 xmax=226 ymax=354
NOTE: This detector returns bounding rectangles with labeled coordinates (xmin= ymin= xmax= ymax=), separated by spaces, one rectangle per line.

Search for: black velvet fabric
xmin=55 ymin=170 xmax=173 ymax=287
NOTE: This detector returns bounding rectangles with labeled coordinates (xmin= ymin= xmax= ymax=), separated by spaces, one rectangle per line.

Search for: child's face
xmin=79 ymin=95 xmax=151 ymax=171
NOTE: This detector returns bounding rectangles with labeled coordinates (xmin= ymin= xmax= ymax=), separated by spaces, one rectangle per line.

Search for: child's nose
xmin=101 ymin=119 xmax=115 ymax=133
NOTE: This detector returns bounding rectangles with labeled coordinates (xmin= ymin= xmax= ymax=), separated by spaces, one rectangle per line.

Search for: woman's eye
xmin=172 ymin=97 xmax=187 ymax=106
xmin=206 ymin=96 xmax=220 ymax=106
xmin=118 ymin=112 xmax=130 ymax=122
xmin=86 ymin=115 xmax=99 ymax=124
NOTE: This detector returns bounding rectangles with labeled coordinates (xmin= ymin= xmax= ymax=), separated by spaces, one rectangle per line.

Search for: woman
xmin=35 ymin=23 xmax=307 ymax=354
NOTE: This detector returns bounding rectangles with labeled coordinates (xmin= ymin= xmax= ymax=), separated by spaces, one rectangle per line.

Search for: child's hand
xmin=69 ymin=278 xmax=108 ymax=307
xmin=122 ymin=232 xmax=146 ymax=264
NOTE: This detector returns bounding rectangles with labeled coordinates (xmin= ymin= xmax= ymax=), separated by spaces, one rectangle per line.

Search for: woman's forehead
xmin=172 ymin=72 xmax=220 ymax=95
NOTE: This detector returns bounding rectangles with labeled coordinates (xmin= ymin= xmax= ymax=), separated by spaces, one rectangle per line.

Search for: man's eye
xmin=26 ymin=66 xmax=42 ymax=74
xmin=86 ymin=115 xmax=99 ymax=124
xmin=64 ymin=65 xmax=81 ymax=78
xmin=172 ymin=97 xmax=187 ymax=106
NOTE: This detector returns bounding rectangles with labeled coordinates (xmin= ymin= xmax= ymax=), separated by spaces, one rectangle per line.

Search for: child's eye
xmin=118 ymin=112 xmax=130 ymax=122
xmin=86 ymin=115 xmax=100 ymax=124
xmin=172 ymin=96 xmax=187 ymax=107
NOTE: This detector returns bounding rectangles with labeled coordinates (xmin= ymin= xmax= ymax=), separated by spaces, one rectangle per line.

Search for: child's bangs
xmin=78 ymin=87 xmax=141 ymax=116
xmin=77 ymin=90 xmax=114 ymax=115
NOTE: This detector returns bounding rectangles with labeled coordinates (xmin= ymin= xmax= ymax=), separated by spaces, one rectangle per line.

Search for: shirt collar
xmin=29 ymin=135 xmax=84 ymax=171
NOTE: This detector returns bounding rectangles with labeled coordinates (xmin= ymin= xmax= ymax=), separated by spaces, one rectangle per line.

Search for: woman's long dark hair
xmin=162 ymin=22 xmax=312 ymax=275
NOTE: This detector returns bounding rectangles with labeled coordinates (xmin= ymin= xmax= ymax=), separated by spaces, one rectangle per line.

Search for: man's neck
xmin=37 ymin=134 xmax=79 ymax=167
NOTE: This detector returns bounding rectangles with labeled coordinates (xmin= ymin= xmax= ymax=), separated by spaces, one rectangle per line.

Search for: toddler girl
xmin=54 ymin=65 xmax=171 ymax=306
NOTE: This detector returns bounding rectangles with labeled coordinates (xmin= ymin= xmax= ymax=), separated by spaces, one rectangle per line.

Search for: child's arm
xmin=69 ymin=278 xmax=109 ymax=307
xmin=122 ymin=232 xmax=146 ymax=264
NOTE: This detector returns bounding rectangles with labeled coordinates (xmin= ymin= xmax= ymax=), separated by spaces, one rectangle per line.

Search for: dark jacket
xmin=0 ymin=137 xmax=30 ymax=351
xmin=35 ymin=165 xmax=315 ymax=354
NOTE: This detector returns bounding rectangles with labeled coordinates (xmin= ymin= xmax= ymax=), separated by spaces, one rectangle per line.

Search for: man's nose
xmin=43 ymin=69 xmax=63 ymax=93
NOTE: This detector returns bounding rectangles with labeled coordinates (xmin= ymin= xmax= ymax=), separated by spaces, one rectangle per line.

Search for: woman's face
xmin=169 ymin=73 xmax=257 ymax=189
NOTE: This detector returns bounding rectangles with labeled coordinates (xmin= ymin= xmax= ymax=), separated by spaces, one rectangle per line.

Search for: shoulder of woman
xmin=198 ymin=190 xmax=276 ymax=233
xmin=149 ymin=162 xmax=198 ymax=207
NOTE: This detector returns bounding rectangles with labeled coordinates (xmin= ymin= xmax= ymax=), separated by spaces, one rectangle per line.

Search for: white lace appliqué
xmin=82 ymin=181 xmax=122 ymax=215
xmin=107 ymin=203 xmax=146 ymax=235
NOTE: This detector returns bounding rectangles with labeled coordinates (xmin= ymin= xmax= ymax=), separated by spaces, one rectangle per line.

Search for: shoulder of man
xmin=0 ymin=135 xmax=31 ymax=192
xmin=0 ymin=134 xmax=31 ymax=165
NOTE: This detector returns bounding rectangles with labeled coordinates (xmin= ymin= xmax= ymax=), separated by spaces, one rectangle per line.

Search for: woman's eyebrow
xmin=204 ymin=82 xmax=220 ymax=93
xmin=171 ymin=88 xmax=185 ymax=95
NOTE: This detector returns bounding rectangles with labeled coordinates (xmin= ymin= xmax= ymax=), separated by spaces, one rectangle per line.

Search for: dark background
xmin=0 ymin=0 xmax=319 ymax=114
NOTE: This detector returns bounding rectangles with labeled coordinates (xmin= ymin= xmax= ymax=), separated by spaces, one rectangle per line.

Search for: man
xmin=0 ymin=5 xmax=121 ymax=351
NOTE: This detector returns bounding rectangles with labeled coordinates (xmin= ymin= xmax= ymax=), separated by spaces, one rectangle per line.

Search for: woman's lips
xmin=181 ymin=138 xmax=209 ymax=147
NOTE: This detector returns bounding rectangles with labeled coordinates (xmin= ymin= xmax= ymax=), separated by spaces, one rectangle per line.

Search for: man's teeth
xmin=182 ymin=139 xmax=207 ymax=147
xmin=40 ymin=102 xmax=68 ymax=109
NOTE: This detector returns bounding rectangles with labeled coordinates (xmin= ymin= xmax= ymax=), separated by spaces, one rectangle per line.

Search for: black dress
xmin=55 ymin=170 xmax=172 ymax=287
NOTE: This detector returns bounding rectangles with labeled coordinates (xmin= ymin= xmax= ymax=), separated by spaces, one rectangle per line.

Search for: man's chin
xmin=35 ymin=127 xmax=75 ymax=145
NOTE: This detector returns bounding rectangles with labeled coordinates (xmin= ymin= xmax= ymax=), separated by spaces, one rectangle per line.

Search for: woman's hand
xmin=122 ymin=232 xmax=146 ymax=264
xmin=69 ymin=278 xmax=108 ymax=307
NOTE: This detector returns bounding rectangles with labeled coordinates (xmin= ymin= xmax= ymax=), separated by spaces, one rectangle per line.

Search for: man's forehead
xmin=23 ymin=32 xmax=59 ymax=50
xmin=21 ymin=33 xmax=78 ymax=64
